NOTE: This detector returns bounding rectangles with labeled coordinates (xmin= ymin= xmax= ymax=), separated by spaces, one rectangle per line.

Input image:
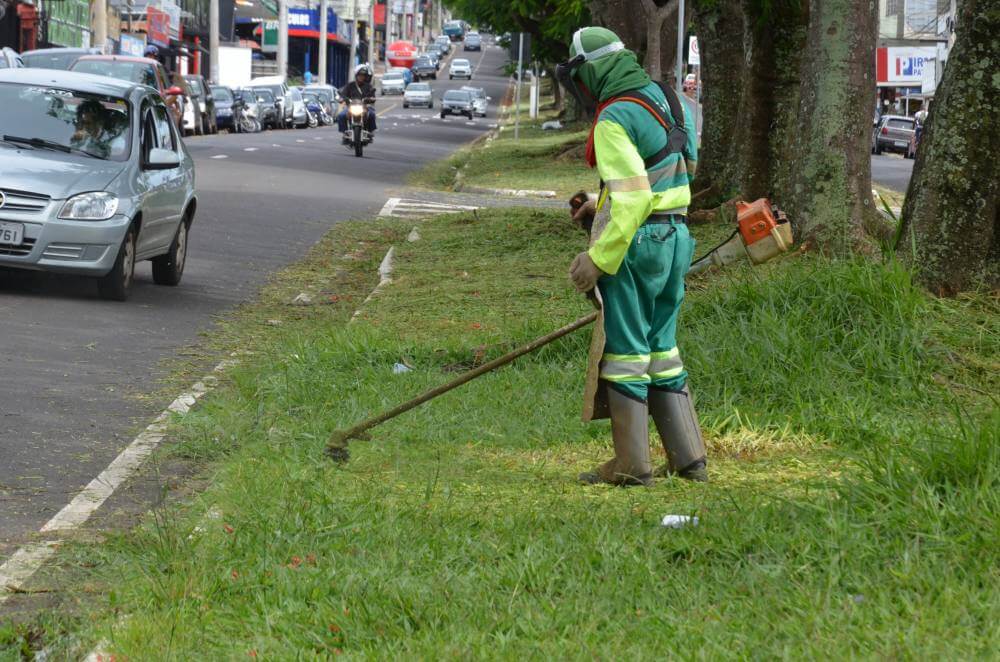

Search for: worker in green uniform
xmin=557 ymin=26 xmax=708 ymax=485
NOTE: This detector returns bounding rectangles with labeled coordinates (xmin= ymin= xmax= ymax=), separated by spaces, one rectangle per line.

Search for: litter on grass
xmin=392 ymin=363 xmax=413 ymax=374
xmin=541 ymin=120 xmax=563 ymax=130
xmin=661 ymin=515 xmax=699 ymax=529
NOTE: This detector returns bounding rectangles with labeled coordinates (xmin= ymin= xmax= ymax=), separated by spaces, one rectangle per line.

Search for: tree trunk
xmin=735 ymin=0 xmax=807 ymax=202
xmin=900 ymin=0 xmax=1000 ymax=294
xmin=781 ymin=0 xmax=881 ymax=252
xmin=646 ymin=14 xmax=666 ymax=81
xmin=547 ymin=65 xmax=563 ymax=111
xmin=588 ymin=0 xmax=647 ymax=56
xmin=691 ymin=0 xmax=744 ymax=202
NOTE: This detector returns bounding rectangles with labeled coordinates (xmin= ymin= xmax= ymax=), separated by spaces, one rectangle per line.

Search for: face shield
xmin=555 ymin=54 xmax=594 ymax=117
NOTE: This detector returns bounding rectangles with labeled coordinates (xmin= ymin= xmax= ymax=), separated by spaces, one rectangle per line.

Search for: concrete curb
xmin=457 ymin=185 xmax=557 ymax=199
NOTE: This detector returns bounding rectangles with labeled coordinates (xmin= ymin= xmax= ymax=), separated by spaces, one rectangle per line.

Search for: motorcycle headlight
xmin=58 ymin=192 xmax=119 ymax=221
xmin=349 ymin=104 xmax=364 ymax=116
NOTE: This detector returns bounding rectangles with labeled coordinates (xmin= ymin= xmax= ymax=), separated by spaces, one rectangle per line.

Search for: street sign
xmin=262 ymin=20 xmax=278 ymax=53
xmin=688 ymin=36 xmax=699 ymax=66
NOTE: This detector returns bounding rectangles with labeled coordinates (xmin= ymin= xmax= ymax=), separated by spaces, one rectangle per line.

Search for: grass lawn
xmin=6 ymin=200 xmax=998 ymax=658
xmin=409 ymin=93 xmax=594 ymax=199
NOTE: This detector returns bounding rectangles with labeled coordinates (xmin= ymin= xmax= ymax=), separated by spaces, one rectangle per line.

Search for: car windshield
xmin=22 ymin=51 xmax=82 ymax=70
xmin=444 ymin=91 xmax=471 ymax=101
xmin=416 ymin=58 xmax=430 ymax=65
xmin=185 ymin=77 xmax=205 ymax=96
xmin=72 ymin=60 xmax=158 ymax=88
xmin=408 ymin=83 xmax=430 ymax=92
xmin=303 ymin=92 xmax=318 ymax=102
xmin=212 ymin=87 xmax=233 ymax=102
xmin=453 ymin=59 xmax=470 ymax=66
xmin=254 ymin=84 xmax=284 ymax=99
xmin=887 ymin=119 xmax=914 ymax=129
xmin=383 ymin=74 xmax=403 ymax=82
xmin=254 ymin=89 xmax=275 ymax=102
xmin=0 ymin=82 xmax=131 ymax=161
xmin=463 ymin=87 xmax=484 ymax=98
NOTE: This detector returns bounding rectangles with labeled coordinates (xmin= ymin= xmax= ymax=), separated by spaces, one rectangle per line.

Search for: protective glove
xmin=569 ymin=251 xmax=604 ymax=293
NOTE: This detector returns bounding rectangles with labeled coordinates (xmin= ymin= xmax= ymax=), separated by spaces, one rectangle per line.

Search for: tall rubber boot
xmin=649 ymin=386 xmax=708 ymax=482
xmin=579 ymin=387 xmax=653 ymax=486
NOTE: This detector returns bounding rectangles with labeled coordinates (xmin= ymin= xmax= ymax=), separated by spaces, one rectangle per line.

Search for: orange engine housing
xmin=735 ymin=198 xmax=793 ymax=264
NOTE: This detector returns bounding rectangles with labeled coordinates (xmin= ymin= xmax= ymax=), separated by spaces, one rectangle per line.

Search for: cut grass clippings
xmin=12 ymin=203 xmax=999 ymax=659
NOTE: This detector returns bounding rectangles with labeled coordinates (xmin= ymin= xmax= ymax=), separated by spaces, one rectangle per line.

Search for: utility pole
xmin=514 ymin=32 xmax=524 ymax=140
xmin=93 ymin=0 xmax=107 ymax=52
xmin=368 ymin=1 xmax=375 ymax=64
xmin=349 ymin=0 xmax=358 ymax=67
xmin=674 ymin=0 xmax=685 ymax=98
xmin=319 ymin=0 xmax=328 ymax=83
xmin=209 ymin=0 xmax=219 ymax=83
xmin=277 ymin=0 xmax=288 ymax=78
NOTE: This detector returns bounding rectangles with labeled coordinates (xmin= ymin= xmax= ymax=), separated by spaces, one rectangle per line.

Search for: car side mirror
xmin=165 ymin=86 xmax=184 ymax=97
xmin=146 ymin=147 xmax=180 ymax=170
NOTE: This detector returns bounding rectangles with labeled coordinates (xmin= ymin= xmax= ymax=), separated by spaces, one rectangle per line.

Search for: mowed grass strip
xmin=12 ymin=206 xmax=999 ymax=658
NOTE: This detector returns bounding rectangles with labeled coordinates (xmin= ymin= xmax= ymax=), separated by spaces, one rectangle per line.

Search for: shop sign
xmin=147 ymin=7 xmax=171 ymax=47
xmin=119 ymin=33 xmax=147 ymax=57
xmin=876 ymin=46 xmax=938 ymax=85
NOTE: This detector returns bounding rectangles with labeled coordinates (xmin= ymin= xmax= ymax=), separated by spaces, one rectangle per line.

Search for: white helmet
xmin=354 ymin=64 xmax=373 ymax=78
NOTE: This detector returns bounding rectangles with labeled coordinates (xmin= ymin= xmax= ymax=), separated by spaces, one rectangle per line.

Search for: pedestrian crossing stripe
xmin=378 ymin=197 xmax=479 ymax=218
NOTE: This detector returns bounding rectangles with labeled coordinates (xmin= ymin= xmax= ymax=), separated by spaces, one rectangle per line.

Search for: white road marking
xmin=272 ymin=143 xmax=281 ymax=147
xmin=210 ymin=154 xmax=228 ymax=159
xmin=296 ymin=139 xmax=306 ymax=143
xmin=244 ymin=147 xmax=259 ymax=152
xmin=313 ymin=137 xmax=323 ymax=141
xmin=0 ymin=360 xmax=234 ymax=603
xmin=0 ymin=542 xmax=59 ymax=605
xmin=378 ymin=198 xmax=479 ymax=218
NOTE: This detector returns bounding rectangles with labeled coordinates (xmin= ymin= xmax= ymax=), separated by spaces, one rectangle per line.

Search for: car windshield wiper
xmin=3 ymin=135 xmax=72 ymax=153
xmin=2 ymin=135 xmax=107 ymax=159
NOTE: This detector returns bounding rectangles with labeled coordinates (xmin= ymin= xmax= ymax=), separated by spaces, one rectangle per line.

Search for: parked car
xmin=403 ymin=82 xmax=433 ymax=109
xmin=70 ymin=55 xmax=182 ymax=125
xmin=461 ymin=86 xmax=489 ymax=117
xmin=440 ymin=89 xmax=474 ymax=119
xmin=434 ymin=35 xmax=451 ymax=55
xmin=174 ymin=78 xmax=202 ymax=136
xmin=245 ymin=87 xmax=279 ymax=129
xmin=463 ymin=32 xmax=482 ymax=51
xmin=411 ymin=56 xmax=437 ymax=81
xmin=21 ymin=47 xmax=100 ymax=70
xmin=287 ymin=87 xmax=310 ymax=128
xmin=0 ymin=69 xmax=197 ymax=300
xmin=210 ymin=85 xmax=240 ymax=132
xmin=251 ymin=76 xmax=292 ymax=128
xmin=380 ymin=70 xmax=407 ymax=95
xmin=304 ymin=86 xmax=336 ymax=117
xmin=449 ymin=58 xmax=472 ymax=80
xmin=871 ymin=114 xmax=916 ymax=155
xmin=183 ymin=74 xmax=218 ymax=135
xmin=0 ymin=47 xmax=24 ymax=69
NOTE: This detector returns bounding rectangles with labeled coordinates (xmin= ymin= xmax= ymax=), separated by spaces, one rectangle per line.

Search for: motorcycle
xmin=236 ymin=95 xmax=262 ymax=133
xmin=303 ymin=95 xmax=331 ymax=127
xmin=342 ymin=97 xmax=375 ymax=158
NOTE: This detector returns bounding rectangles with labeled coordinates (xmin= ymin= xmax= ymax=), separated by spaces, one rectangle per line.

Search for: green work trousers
xmin=597 ymin=219 xmax=695 ymax=401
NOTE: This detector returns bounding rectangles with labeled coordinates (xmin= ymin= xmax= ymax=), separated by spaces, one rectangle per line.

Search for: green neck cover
xmin=577 ymin=50 xmax=652 ymax=103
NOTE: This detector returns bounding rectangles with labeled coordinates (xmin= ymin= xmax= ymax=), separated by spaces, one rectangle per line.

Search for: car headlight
xmin=58 ymin=192 xmax=119 ymax=221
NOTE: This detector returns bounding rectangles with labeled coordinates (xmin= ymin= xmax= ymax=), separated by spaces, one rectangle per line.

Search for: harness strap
xmin=609 ymin=81 xmax=688 ymax=170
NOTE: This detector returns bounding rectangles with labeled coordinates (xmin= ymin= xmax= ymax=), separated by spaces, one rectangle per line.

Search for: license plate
xmin=895 ymin=141 xmax=907 ymax=148
xmin=0 ymin=221 xmax=24 ymax=246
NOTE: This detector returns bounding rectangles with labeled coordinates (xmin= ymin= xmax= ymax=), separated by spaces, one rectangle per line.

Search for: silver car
xmin=403 ymin=82 xmax=433 ymax=108
xmin=449 ymin=58 xmax=473 ymax=80
xmin=461 ymin=86 xmax=489 ymax=117
xmin=380 ymin=71 xmax=406 ymax=95
xmin=0 ymin=69 xmax=196 ymax=300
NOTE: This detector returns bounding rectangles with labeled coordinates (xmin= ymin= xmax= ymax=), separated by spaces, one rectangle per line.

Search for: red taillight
xmin=881 ymin=127 xmax=889 ymax=135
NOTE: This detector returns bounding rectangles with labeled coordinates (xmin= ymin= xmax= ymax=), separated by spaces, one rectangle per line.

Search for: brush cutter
xmin=324 ymin=198 xmax=792 ymax=463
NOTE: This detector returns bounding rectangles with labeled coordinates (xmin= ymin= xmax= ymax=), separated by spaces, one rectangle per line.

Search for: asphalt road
xmin=871 ymin=152 xmax=915 ymax=193
xmin=0 ymin=45 xmax=510 ymax=560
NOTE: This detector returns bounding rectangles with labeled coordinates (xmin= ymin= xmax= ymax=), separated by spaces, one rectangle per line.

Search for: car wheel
xmin=152 ymin=216 xmax=189 ymax=287
xmin=194 ymin=117 xmax=204 ymax=136
xmin=432 ymin=74 xmax=437 ymax=80
xmin=874 ymin=143 xmax=882 ymax=155
xmin=449 ymin=75 xmax=453 ymax=79
xmin=403 ymin=102 xmax=409 ymax=108
xmin=381 ymin=90 xmax=385 ymax=96
xmin=440 ymin=112 xmax=446 ymax=119
xmin=98 ymin=224 xmax=137 ymax=301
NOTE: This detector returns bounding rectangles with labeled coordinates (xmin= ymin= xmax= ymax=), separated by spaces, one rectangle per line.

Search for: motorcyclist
xmin=337 ymin=64 xmax=377 ymax=140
